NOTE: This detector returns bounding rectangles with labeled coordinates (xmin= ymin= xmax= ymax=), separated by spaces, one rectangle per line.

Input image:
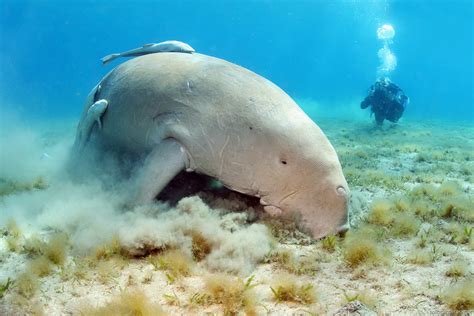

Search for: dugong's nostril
xmin=336 ymin=186 xmax=347 ymax=196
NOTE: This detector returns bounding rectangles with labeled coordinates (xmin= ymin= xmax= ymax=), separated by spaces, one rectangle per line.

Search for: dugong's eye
xmin=280 ymin=160 xmax=287 ymax=165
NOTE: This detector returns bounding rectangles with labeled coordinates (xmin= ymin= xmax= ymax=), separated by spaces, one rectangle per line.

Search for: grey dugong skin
xmin=78 ymin=52 xmax=350 ymax=239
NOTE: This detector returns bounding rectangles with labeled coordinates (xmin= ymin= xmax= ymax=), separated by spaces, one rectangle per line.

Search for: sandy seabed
xmin=0 ymin=115 xmax=473 ymax=315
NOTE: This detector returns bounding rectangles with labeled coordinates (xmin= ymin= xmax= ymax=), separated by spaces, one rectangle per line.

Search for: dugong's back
xmin=79 ymin=52 xmax=350 ymax=239
xmin=95 ymin=53 xmax=301 ymax=153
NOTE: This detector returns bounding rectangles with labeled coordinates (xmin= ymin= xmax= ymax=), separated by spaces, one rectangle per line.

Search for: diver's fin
xmin=101 ymin=53 xmax=120 ymax=65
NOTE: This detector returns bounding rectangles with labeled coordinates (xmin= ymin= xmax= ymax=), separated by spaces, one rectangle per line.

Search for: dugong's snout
xmin=288 ymin=181 xmax=351 ymax=239
xmin=319 ymin=183 xmax=350 ymax=238
xmin=261 ymin=181 xmax=350 ymax=238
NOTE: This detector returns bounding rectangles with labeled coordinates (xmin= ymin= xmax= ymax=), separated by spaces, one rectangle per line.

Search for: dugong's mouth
xmin=260 ymin=198 xmax=283 ymax=216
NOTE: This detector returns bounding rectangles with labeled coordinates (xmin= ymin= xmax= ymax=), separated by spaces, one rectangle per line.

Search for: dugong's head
xmin=247 ymin=109 xmax=350 ymax=239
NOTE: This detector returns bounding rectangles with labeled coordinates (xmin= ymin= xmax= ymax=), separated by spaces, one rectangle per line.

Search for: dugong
xmin=74 ymin=53 xmax=350 ymax=239
xmin=101 ymin=40 xmax=195 ymax=65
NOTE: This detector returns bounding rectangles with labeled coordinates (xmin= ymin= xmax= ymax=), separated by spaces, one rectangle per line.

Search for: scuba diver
xmin=361 ymin=77 xmax=409 ymax=125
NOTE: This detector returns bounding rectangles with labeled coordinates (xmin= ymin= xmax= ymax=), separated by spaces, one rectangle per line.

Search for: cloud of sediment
xmin=0 ymin=114 xmax=272 ymax=275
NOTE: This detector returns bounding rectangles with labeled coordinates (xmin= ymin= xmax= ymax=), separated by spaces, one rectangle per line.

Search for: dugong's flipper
xmin=101 ymin=40 xmax=195 ymax=65
xmin=133 ymin=139 xmax=189 ymax=204
xmin=74 ymin=99 xmax=108 ymax=151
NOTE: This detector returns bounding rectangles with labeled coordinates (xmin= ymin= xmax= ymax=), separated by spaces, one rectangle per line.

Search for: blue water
xmin=0 ymin=0 xmax=472 ymax=122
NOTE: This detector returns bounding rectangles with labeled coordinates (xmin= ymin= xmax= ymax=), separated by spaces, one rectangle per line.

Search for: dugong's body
xmin=75 ymin=53 xmax=349 ymax=238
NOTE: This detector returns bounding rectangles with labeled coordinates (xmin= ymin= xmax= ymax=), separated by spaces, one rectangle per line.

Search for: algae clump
xmin=440 ymin=279 xmax=474 ymax=311
xmin=79 ymin=290 xmax=165 ymax=316
xmin=270 ymin=273 xmax=317 ymax=305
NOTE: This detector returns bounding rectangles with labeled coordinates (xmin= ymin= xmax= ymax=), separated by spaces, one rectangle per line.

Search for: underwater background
xmin=0 ymin=0 xmax=472 ymax=123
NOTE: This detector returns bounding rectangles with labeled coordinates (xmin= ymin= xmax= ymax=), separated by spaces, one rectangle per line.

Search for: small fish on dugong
xmin=73 ymin=99 xmax=108 ymax=151
xmin=73 ymin=52 xmax=350 ymax=239
xmin=101 ymin=40 xmax=195 ymax=65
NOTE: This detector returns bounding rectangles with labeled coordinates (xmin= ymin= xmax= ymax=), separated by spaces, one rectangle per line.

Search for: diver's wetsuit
xmin=361 ymin=78 xmax=409 ymax=125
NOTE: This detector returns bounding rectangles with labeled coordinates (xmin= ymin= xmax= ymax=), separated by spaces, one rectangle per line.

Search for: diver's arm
xmin=361 ymin=96 xmax=372 ymax=109
xmin=361 ymin=84 xmax=377 ymax=109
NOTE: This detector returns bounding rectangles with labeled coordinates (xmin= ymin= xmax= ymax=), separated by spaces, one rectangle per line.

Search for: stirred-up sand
xmin=0 ymin=113 xmax=473 ymax=315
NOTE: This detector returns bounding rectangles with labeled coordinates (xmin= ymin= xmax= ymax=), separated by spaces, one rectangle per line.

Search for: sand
xmin=0 ymin=116 xmax=473 ymax=315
